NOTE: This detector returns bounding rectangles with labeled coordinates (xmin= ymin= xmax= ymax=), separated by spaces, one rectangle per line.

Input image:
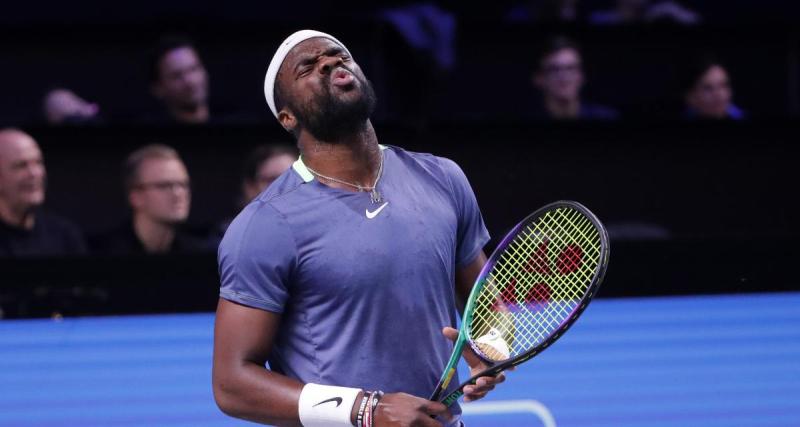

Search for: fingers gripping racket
xmin=431 ymin=201 xmax=610 ymax=406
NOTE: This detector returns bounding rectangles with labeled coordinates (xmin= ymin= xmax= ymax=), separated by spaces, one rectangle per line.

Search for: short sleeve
xmin=217 ymin=201 xmax=297 ymax=313
xmin=438 ymin=157 xmax=490 ymax=267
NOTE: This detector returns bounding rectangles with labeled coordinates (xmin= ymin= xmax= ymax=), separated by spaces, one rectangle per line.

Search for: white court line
xmin=461 ymin=399 xmax=557 ymax=427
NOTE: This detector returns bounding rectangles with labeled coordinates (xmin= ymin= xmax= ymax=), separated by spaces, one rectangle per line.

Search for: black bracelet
xmin=368 ymin=390 xmax=384 ymax=427
xmin=371 ymin=390 xmax=384 ymax=413
xmin=355 ymin=392 xmax=369 ymax=427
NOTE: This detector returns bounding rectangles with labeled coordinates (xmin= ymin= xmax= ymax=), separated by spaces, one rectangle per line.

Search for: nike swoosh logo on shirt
xmin=366 ymin=202 xmax=389 ymax=219
xmin=313 ymin=396 xmax=343 ymax=408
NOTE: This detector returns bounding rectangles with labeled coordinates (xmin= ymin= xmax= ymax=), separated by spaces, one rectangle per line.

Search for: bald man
xmin=0 ymin=129 xmax=86 ymax=257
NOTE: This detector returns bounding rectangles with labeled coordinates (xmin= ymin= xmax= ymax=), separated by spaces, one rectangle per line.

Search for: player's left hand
xmin=441 ymin=327 xmax=507 ymax=402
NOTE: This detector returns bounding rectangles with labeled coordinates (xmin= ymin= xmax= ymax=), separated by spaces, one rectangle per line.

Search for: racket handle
xmin=429 ymin=382 xmax=445 ymax=401
xmin=441 ymin=389 xmax=464 ymax=407
xmin=432 ymin=379 xmax=470 ymax=406
xmin=429 ymin=364 xmax=459 ymax=401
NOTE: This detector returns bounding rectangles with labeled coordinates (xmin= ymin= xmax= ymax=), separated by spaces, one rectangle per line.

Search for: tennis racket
xmin=431 ymin=200 xmax=610 ymax=406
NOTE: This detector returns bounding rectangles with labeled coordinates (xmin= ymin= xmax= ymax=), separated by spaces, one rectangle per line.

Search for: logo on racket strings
xmin=491 ymin=241 xmax=584 ymax=312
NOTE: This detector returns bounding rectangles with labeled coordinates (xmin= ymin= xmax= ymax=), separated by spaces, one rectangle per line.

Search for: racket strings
xmin=470 ymin=207 xmax=601 ymax=360
xmin=493 ymin=217 xmax=590 ymax=349
xmin=509 ymin=209 xmax=598 ymax=345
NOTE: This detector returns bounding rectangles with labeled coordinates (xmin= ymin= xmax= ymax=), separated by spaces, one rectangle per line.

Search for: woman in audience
xmin=683 ymin=57 xmax=745 ymax=120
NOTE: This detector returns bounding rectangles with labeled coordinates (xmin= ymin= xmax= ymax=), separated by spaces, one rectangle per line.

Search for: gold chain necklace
xmin=306 ymin=150 xmax=384 ymax=203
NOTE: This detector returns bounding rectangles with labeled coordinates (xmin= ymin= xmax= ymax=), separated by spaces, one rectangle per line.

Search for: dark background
xmin=2 ymin=1 xmax=799 ymax=318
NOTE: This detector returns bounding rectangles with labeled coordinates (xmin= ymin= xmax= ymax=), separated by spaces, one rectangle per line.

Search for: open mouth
xmin=331 ymin=68 xmax=355 ymax=87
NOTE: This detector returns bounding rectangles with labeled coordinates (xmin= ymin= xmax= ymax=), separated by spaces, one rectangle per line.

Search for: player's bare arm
xmin=213 ymin=298 xmax=450 ymax=427
xmin=213 ymin=298 xmax=304 ymax=426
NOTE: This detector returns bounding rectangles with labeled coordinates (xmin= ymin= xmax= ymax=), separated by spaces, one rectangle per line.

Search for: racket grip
xmin=429 ymin=384 xmax=445 ymax=401
xmin=441 ymin=389 xmax=464 ymax=407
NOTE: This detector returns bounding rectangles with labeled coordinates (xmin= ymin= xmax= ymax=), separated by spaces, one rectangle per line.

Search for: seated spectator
xmin=91 ymin=144 xmax=207 ymax=255
xmin=147 ymin=35 xmax=211 ymax=124
xmin=590 ymin=0 xmax=700 ymax=25
xmin=211 ymin=144 xmax=298 ymax=245
xmin=241 ymin=144 xmax=298 ymax=204
xmin=531 ymin=36 xmax=619 ymax=120
xmin=683 ymin=58 xmax=745 ymax=120
xmin=0 ymin=128 xmax=86 ymax=257
xmin=42 ymin=88 xmax=101 ymax=125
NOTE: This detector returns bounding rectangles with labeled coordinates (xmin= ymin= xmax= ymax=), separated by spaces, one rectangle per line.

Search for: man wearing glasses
xmin=531 ymin=35 xmax=618 ymax=120
xmin=91 ymin=144 xmax=207 ymax=255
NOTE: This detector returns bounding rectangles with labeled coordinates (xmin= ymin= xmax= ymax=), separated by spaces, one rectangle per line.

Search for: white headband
xmin=263 ymin=29 xmax=352 ymax=119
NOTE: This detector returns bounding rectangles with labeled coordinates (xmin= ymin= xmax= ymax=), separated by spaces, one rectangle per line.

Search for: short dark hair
xmin=242 ymin=144 xmax=299 ymax=183
xmin=123 ymin=144 xmax=182 ymax=192
xmin=147 ymin=34 xmax=197 ymax=84
xmin=680 ymin=54 xmax=727 ymax=93
xmin=536 ymin=35 xmax=581 ymax=69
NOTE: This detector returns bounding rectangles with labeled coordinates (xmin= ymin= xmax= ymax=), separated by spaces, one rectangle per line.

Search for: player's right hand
xmin=373 ymin=392 xmax=449 ymax=427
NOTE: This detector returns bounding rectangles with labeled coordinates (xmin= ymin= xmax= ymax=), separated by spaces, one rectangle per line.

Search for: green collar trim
xmin=293 ymin=144 xmax=387 ymax=183
xmin=292 ymin=157 xmax=315 ymax=183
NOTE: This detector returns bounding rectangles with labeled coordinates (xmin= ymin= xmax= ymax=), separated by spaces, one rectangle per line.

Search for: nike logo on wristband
xmin=366 ymin=202 xmax=389 ymax=219
xmin=313 ymin=396 xmax=343 ymax=408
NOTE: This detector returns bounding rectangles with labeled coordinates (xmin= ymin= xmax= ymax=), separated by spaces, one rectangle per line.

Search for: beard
xmin=289 ymin=68 xmax=377 ymax=142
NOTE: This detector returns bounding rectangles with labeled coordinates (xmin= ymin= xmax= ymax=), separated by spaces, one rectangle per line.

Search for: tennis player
xmin=213 ymin=30 xmax=504 ymax=427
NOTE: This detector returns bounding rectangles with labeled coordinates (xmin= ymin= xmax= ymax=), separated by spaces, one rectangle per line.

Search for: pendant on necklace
xmin=370 ymin=189 xmax=382 ymax=204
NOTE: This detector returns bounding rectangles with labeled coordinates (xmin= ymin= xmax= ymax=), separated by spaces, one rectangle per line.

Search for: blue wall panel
xmin=1 ymin=292 xmax=798 ymax=426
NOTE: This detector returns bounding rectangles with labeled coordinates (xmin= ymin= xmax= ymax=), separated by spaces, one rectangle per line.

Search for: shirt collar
xmin=292 ymin=144 xmax=387 ymax=183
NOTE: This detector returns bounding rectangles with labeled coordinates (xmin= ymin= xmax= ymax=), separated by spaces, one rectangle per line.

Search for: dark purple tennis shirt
xmin=218 ymin=145 xmax=489 ymax=424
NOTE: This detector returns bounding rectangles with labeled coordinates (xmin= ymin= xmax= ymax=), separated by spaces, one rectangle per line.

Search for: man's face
xmin=687 ymin=65 xmax=732 ymax=118
xmin=153 ymin=47 xmax=209 ymax=111
xmin=276 ymin=37 xmax=377 ymax=141
xmin=535 ymin=48 xmax=584 ymax=102
xmin=244 ymin=153 xmax=296 ymax=201
xmin=129 ymin=157 xmax=191 ymax=225
xmin=0 ymin=131 xmax=46 ymax=212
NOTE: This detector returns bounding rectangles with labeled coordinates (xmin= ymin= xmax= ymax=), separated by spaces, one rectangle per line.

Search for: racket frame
xmin=430 ymin=200 xmax=610 ymax=406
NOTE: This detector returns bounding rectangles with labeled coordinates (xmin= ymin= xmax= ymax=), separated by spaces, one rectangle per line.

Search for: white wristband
xmin=298 ymin=383 xmax=361 ymax=427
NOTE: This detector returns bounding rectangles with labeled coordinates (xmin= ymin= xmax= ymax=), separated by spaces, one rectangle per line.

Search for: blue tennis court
xmin=1 ymin=292 xmax=798 ymax=427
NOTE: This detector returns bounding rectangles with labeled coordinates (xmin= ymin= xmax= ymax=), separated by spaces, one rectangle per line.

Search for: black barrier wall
xmin=1 ymin=121 xmax=798 ymax=318
xmin=3 ymin=6 xmax=800 ymax=318
xmin=26 ymin=121 xmax=800 ymax=240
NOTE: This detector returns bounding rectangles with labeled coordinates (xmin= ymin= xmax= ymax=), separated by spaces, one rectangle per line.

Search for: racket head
xmin=462 ymin=200 xmax=609 ymax=366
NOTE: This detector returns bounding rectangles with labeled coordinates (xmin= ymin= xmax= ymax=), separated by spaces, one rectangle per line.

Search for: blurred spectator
xmin=590 ymin=0 xmax=700 ymax=25
xmin=683 ymin=58 xmax=745 ymax=120
xmin=42 ymin=88 xmax=101 ymax=125
xmin=147 ymin=35 xmax=210 ymax=124
xmin=380 ymin=3 xmax=456 ymax=72
xmin=531 ymin=36 xmax=618 ymax=120
xmin=240 ymin=144 xmax=298 ymax=204
xmin=91 ymin=144 xmax=207 ymax=255
xmin=211 ymin=144 xmax=298 ymax=246
xmin=0 ymin=128 xmax=87 ymax=257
